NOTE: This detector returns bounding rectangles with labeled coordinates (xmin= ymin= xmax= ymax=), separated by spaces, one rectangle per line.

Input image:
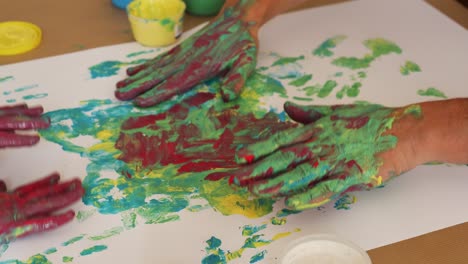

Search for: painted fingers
xmin=0 ymin=173 xmax=84 ymax=243
xmin=0 ymin=104 xmax=50 ymax=148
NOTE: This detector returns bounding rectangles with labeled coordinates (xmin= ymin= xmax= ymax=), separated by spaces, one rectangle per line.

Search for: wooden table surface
xmin=1 ymin=1 xmax=467 ymax=263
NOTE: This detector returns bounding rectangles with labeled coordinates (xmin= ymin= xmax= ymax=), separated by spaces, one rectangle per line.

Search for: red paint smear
xmin=116 ymin=93 xmax=298 ymax=180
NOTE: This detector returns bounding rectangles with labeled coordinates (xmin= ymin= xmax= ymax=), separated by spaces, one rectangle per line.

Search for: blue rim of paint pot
xmin=112 ymin=0 xmax=133 ymax=10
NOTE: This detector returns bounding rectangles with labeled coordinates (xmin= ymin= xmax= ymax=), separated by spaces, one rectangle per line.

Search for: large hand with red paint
xmin=0 ymin=104 xmax=50 ymax=148
xmin=115 ymin=1 xmax=263 ymax=107
xmin=230 ymin=101 xmax=423 ymax=210
xmin=0 ymin=173 xmax=84 ymax=244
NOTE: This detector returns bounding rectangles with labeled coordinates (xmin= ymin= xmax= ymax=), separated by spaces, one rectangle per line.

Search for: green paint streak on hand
xmin=80 ymin=245 xmax=108 ymax=256
xmin=289 ymin=74 xmax=312 ymax=87
xmin=313 ymin=35 xmax=347 ymax=57
xmin=417 ymin=87 xmax=447 ymax=99
xmin=236 ymin=102 xmax=413 ymax=210
xmin=400 ymin=61 xmax=421 ymax=76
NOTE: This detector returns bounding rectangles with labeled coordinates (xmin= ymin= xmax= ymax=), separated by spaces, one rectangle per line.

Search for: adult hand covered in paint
xmin=0 ymin=104 xmax=50 ymax=148
xmin=115 ymin=1 xmax=264 ymax=107
xmin=229 ymin=101 xmax=428 ymax=210
xmin=0 ymin=173 xmax=84 ymax=244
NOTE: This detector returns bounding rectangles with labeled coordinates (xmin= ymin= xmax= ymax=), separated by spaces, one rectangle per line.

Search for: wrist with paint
xmin=415 ymin=98 xmax=468 ymax=164
xmin=377 ymin=98 xmax=468 ymax=179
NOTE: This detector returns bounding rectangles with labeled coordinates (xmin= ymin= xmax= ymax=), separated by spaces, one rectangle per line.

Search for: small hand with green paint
xmin=0 ymin=104 xmax=50 ymax=148
xmin=229 ymin=101 xmax=425 ymax=210
xmin=115 ymin=1 xmax=263 ymax=107
xmin=0 ymin=173 xmax=84 ymax=244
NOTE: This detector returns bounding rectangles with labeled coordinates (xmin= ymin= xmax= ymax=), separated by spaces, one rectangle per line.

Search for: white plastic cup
xmin=281 ymin=234 xmax=372 ymax=264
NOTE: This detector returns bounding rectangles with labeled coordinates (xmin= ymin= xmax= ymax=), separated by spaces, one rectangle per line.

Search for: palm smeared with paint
xmin=115 ymin=1 xmax=259 ymax=107
xmin=229 ymin=102 xmax=415 ymax=210
xmin=0 ymin=173 xmax=84 ymax=244
xmin=0 ymin=104 xmax=50 ymax=148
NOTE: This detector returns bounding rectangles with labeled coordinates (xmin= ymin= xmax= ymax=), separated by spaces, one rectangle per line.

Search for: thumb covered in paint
xmin=283 ymin=101 xmax=333 ymax=124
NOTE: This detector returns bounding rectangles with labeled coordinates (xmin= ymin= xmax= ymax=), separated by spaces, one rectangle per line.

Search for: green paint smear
xmin=276 ymin=209 xmax=302 ymax=218
xmin=62 ymin=256 xmax=73 ymax=263
xmin=187 ymin=204 xmax=210 ymax=212
xmin=289 ymin=74 xmax=312 ymax=87
xmin=357 ymin=71 xmax=367 ymax=78
xmin=43 ymin=248 xmax=57 ymax=255
xmin=6 ymin=99 xmax=16 ymax=103
xmin=14 ymin=84 xmax=38 ymax=92
xmin=313 ymin=35 xmax=347 ymax=57
xmin=80 ymin=245 xmax=108 ymax=256
xmin=88 ymin=59 xmax=147 ymax=79
xmin=126 ymin=49 xmax=156 ymax=58
xmin=334 ymin=194 xmax=357 ymax=210
xmin=250 ymin=250 xmax=266 ymax=263
xmin=121 ymin=211 xmax=137 ymax=229
xmin=334 ymin=72 xmax=343 ymax=77
xmin=0 ymin=243 xmax=9 ymax=256
xmin=242 ymin=224 xmax=267 ymax=236
xmin=76 ymin=209 xmax=96 ymax=223
xmin=0 ymin=76 xmax=14 ymax=83
xmin=332 ymin=38 xmax=402 ymax=69
xmin=303 ymin=80 xmax=338 ymax=98
xmin=22 ymin=94 xmax=48 ymax=100
xmin=336 ymin=82 xmax=362 ymax=99
xmin=62 ymin=235 xmax=85 ymax=246
xmin=400 ymin=61 xmax=421 ymax=76
xmin=271 ymin=55 xmax=305 ymax=67
xmin=292 ymin=96 xmax=313 ymax=102
xmin=89 ymin=227 xmax=124 ymax=241
xmin=270 ymin=217 xmax=286 ymax=225
xmin=417 ymin=87 xmax=447 ymax=99
xmin=1 ymin=254 xmax=51 ymax=264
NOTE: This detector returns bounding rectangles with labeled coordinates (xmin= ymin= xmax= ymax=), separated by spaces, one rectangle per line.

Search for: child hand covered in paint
xmin=229 ymin=98 xmax=468 ymax=210
xmin=0 ymin=104 xmax=84 ymax=243
xmin=115 ymin=0 xmax=309 ymax=107
xmin=0 ymin=173 xmax=84 ymax=244
xmin=0 ymin=104 xmax=50 ymax=148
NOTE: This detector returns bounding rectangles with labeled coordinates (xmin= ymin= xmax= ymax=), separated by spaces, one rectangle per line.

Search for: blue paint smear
xmin=250 ymin=250 xmax=267 ymax=263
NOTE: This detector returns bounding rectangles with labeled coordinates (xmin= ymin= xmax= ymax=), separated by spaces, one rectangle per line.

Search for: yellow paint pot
xmin=127 ymin=0 xmax=185 ymax=47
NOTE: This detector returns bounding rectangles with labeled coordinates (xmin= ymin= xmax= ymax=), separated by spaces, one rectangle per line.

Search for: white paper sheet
xmin=0 ymin=0 xmax=467 ymax=263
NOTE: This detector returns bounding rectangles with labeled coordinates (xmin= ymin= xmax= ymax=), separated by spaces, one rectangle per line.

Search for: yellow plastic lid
xmin=0 ymin=21 xmax=42 ymax=56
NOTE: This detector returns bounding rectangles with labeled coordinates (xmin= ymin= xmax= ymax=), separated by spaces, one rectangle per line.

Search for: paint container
xmin=281 ymin=234 xmax=372 ymax=264
xmin=127 ymin=0 xmax=186 ymax=47
xmin=112 ymin=0 xmax=133 ymax=9
xmin=183 ymin=0 xmax=225 ymax=16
